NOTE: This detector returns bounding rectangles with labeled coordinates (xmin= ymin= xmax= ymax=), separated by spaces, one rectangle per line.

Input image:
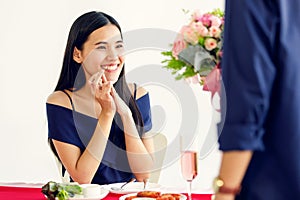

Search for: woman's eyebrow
xmin=94 ymin=40 xmax=123 ymax=45
xmin=94 ymin=41 xmax=108 ymax=45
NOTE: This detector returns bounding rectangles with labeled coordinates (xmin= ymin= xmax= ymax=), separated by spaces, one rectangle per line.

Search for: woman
xmin=46 ymin=11 xmax=154 ymax=184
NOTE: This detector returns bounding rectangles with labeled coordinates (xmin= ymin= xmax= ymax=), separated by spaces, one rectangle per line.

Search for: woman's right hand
xmin=88 ymin=71 xmax=116 ymax=116
xmin=111 ymin=86 xmax=131 ymax=117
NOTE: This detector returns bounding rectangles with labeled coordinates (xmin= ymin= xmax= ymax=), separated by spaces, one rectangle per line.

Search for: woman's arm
xmin=51 ymin=115 xmax=111 ymax=183
xmin=112 ymin=86 xmax=155 ymax=181
xmin=53 ymin=111 xmax=114 ymax=184
xmin=48 ymin=81 xmax=115 ymax=184
xmin=121 ymin=114 xmax=155 ymax=181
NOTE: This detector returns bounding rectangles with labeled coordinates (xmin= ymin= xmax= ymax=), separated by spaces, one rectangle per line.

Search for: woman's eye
xmin=116 ymin=44 xmax=124 ymax=48
xmin=96 ymin=46 xmax=106 ymax=50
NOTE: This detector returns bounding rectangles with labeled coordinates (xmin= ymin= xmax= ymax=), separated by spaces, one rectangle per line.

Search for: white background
xmin=0 ymin=0 xmax=224 ymax=191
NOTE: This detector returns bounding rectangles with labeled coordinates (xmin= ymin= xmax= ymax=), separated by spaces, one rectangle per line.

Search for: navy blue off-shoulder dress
xmin=46 ymin=92 xmax=152 ymax=185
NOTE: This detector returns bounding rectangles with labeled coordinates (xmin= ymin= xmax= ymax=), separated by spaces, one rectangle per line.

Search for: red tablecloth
xmin=0 ymin=186 xmax=212 ymax=200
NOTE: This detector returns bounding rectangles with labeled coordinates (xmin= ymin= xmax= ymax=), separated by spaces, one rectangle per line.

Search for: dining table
xmin=0 ymin=182 xmax=213 ymax=200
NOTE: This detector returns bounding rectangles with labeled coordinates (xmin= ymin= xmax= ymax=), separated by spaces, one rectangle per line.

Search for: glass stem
xmin=187 ymin=181 xmax=192 ymax=200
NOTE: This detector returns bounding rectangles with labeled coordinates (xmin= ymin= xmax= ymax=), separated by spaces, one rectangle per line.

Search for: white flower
xmin=204 ymin=38 xmax=217 ymax=51
xmin=209 ymin=26 xmax=222 ymax=38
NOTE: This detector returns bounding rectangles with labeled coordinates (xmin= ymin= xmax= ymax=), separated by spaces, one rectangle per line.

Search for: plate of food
xmin=119 ymin=191 xmax=187 ymax=200
xmin=107 ymin=182 xmax=161 ymax=194
xmin=42 ymin=181 xmax=109 ymax=200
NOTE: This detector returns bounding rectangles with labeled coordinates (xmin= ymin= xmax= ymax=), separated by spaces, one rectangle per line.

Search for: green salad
xmin=42 ymin=181 xmax=83 ymax=200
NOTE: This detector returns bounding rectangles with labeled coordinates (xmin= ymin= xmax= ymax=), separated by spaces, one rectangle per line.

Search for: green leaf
xmin=171 ymin=71 xmax=177 ymax=75
xmin=209 ymin=8 xmax=225 ymax=17
xmin=182 ymin=8 xmax=190 ymax=14
xmin=198 ymin=37 xmax=205 ymax=46
xmin=161 ymin=59 xmax=171 ymax=63
xmin=57 ymin=190 xmax=69 ymax=200
xmin=182 ymin=66 xmax=197 ymax=77
xmin=164 ymin=59 xmax=186 ymax=70
xmin=175 ymin=74 xmax=184 ymax=80
xmin=161 ymin=51 xmax=173 ymax=56
xmin=65 ymin=185 xmax=82 ymax=195
xmin=42 ymin=181 xmax=83 ymax=200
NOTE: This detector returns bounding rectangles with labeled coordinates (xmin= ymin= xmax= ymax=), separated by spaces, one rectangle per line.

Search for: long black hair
xmin=53 ymin=11 xmax=144 ymax=136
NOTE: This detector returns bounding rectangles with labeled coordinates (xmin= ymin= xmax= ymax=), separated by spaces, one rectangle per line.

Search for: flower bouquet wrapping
xmin=161 ymin=9 xmax=224 ymax=101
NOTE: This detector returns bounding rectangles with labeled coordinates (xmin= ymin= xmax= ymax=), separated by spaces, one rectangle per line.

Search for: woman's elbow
xmin=69 ymin=171 xmax=93 ymax=184
xmin=134 ymin=173 xmax=150 ymax=182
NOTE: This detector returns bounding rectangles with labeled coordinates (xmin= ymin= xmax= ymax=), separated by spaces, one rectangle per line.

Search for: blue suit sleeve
xmin=218 ymin=1 xmax=277 ymax=151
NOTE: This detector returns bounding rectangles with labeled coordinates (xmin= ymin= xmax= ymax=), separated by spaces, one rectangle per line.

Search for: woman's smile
xmin=101 ymin=63 xmax=119 ymax=72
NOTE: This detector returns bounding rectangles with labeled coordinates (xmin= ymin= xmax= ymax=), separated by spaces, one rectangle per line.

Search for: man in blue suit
xmin=213 ymin=1 xmax=300 ymax=199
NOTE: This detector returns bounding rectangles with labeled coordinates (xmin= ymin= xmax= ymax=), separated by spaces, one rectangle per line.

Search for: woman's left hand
xmin=111 ymin=87 xmax=132 ymax=117
xmin=89 ymin=72 xmax=116 ymax=115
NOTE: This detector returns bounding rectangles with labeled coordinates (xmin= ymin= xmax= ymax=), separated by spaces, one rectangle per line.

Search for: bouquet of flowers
xmin=161 ymin=9 xmax=224 ymax=97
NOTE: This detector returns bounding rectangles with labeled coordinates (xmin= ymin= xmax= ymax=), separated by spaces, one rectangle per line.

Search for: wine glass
xmin=180 ymin=136 xmax=198 ymax=200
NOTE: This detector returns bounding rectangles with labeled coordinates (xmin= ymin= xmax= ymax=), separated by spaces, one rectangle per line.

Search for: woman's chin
xmin=107 ymin=77 xmax=118 ymax=84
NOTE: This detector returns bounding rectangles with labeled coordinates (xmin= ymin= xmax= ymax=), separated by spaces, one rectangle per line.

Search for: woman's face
xmin=75 ymin=24 xmax=125 ymax=84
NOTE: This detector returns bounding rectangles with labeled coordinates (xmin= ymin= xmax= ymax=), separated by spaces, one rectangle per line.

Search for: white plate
xmin=68 ymin=186 xmax=109 ymax=200
xmin=107 ymin=182 xmax=161 ymax=194
xmin=119 ymin=193 xmax=187 ymax=200
xmin=119 ymin=193 xmax=155 ymax=200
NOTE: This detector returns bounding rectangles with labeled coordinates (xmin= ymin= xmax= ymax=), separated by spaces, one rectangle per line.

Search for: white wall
xmin=0 ymin=0 xmax=224 ymax=190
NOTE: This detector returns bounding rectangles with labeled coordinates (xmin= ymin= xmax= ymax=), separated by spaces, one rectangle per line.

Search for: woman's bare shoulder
xmin=128 ymin=83 xmax=148 ymax=100
xmin=136 ymin=86 xmax=148 ymax=99
xmin=47 ymin=90 xmax=73 ymax=109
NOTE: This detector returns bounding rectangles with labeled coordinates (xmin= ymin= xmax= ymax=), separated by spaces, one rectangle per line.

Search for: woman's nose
xmin=107 ymin=48 xmax=118 ymax=60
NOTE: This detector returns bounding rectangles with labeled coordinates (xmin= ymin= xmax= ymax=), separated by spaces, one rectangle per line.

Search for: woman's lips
xmin=101 ymin=64 xmax=119 ymax=72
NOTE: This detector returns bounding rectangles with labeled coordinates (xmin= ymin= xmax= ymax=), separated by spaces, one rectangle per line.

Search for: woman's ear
xmin=73 ymin=47 xmax=83 ymax=63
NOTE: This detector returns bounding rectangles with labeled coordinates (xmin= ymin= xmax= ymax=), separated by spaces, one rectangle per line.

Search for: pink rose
xmin=181 ymin=25 xmax=198 ymax=45
xmin=204 ymin=38 xmax=217 ymax=51
xmin=191 ymin=21 xmax=209 ymax=37
xmin=199 ymin=13 xmax=212 ymax=27
xmin=172 ymin=34 xmax=187 ymax=59
xmin=209 ymin=26 xmax=222 ymax=38
xmin=210 ymin=16 xmax=222 ymax=27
